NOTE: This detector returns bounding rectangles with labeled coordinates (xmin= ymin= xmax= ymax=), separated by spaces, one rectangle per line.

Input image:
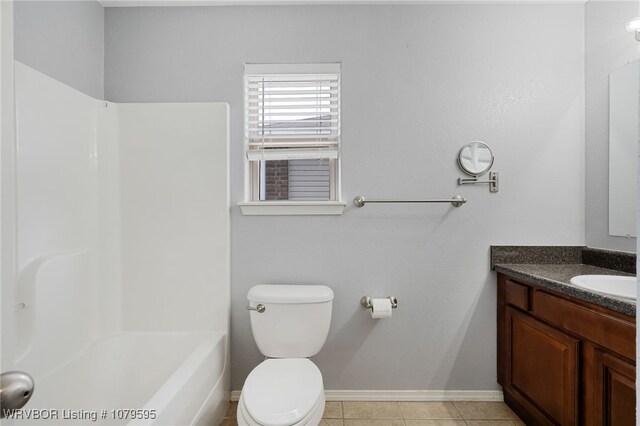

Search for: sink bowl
xmin=569 ymin=275 xmax=637 ymax=300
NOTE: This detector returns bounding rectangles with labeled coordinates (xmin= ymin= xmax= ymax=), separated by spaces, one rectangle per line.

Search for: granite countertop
xmin=491 ymin=246 xmax=636 ymax=317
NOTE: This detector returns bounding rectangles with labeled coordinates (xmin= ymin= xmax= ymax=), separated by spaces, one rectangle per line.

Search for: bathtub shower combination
xmin=3 ymin=62 xmax=230 ymax=425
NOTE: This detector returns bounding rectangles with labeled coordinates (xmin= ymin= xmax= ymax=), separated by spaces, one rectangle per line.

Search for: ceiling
xmin=99 ymin=0 xmax=591 ymax=7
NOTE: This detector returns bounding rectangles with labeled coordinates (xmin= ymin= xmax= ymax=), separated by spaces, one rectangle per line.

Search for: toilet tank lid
xmin=248 ymin=285 xmax=334 ymax=304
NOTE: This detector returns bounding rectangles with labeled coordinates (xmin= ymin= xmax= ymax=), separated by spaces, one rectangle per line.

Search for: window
xmin=240 ymin=63 xmax=344 ymax=215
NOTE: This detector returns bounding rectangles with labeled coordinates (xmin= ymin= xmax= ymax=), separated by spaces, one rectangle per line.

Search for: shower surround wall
xmin=14 ymin=62 xmax=108 ymax=374
xmin=12 ymin=61 xmax=230 ymax=423
xmin=104 ymin=4 xmax=587 ymax=392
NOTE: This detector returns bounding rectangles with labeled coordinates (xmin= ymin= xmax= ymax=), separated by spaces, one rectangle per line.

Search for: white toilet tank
xmin=247 ymin=284 xmax=334 ymax=358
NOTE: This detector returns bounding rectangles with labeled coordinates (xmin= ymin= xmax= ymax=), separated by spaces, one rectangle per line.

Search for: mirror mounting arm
xmin=458 ymin=171 xmax=499 ymax=193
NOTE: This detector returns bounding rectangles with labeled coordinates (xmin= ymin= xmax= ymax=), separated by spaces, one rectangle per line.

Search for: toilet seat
xmin=239 ymin=358 xmax=325 ymax=426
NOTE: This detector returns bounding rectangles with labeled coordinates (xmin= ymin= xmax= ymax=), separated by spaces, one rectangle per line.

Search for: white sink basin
xmin=569 ymin=275 xmax=637 ymax=300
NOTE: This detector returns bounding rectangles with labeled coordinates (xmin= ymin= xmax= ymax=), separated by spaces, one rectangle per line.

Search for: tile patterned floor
xmin=220 ymin=401 xmax=525 ymax=425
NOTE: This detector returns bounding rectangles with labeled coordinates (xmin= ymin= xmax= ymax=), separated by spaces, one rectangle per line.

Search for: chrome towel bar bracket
xmin=361 ymin=296 xmax=398 ymax=309
xmin=353 ymin=195 xmax=466 ymax=208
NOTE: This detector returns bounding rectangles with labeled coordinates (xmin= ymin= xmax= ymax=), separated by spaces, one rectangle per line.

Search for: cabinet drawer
xmin=532 ymin=291 xmax=635 ymax=360
xmin=505 ymin=279 xmax=529 ymax=311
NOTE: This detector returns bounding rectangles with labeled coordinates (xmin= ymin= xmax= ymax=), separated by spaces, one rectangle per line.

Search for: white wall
xmin=585 ymin=0 xmax=639 ymax=252
xmin=105 ymin=4 xmax=586 ymax=391
xmin=14 ymin=0 xmax=104 ymax=98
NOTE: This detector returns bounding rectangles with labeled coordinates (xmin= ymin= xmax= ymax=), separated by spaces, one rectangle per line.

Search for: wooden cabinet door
xmin=594 ymin=350 xmax=636 ymax=426
xmin=505 ymin=307 xmax=579 ymax=425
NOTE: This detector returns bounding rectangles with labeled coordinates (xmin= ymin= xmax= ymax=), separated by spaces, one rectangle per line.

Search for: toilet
xmin=237 ymin=284 xmax=334 ymax=426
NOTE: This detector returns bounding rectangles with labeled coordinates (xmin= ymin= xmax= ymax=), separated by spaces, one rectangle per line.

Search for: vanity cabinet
xmin=593 ymin=350 xmax=635 ymax=425
xmin=497 ymin=274 xmax=636 ymax=426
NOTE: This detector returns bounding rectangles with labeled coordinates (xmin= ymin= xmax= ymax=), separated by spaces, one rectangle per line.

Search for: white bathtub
xmin=18 ymin=332 xmax=229 ymax=426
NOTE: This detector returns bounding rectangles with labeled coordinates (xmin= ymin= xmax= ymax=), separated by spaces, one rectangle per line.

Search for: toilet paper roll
xmin=370 ymin=298 xmax=393 ymax=319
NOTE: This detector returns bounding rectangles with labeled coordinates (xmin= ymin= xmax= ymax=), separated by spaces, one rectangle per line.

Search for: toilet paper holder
xmin=360 ymin=296 xmax=398 ymax=310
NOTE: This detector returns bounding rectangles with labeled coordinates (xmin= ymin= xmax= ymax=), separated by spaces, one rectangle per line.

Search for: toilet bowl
xmin=237 ymin=359 xmax=325 ymax=426
xmin=238 ymin=285 xmax=334 ymax=426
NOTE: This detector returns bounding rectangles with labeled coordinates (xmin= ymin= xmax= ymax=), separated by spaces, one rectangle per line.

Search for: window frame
xmin=239 ymin=63 xmax=345 ymax=216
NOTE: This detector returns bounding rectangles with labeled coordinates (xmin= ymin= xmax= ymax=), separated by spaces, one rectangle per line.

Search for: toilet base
xmin=236 ymin=393 xmax=325 ymax=426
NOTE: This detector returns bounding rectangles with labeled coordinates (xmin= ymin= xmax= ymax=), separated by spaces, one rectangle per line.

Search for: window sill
xmin=238 ymin=201 xmax=347 ymax=216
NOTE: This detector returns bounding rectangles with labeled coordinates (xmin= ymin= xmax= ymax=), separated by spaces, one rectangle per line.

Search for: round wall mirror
xmin=457 ymin=141 xmax=494 ymax=176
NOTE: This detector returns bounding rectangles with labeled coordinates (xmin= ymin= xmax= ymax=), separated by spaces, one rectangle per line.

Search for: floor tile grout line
xmin=395 ymin=400 xmax=403 ymax=420
xmin=397 ymin=400 xmax=404 ymax=420
xmin=452 ymin=400 xmax=466 ymax=420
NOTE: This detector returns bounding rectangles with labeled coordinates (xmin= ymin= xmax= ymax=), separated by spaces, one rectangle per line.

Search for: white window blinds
xmin=244 ymin=64 xmax=340 ymax=161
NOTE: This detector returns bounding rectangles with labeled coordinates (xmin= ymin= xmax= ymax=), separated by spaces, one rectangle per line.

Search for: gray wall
xmin=14 ymin=0 xmax=104 ymax=99
xmin=585 ymin=1 xmax=639 ymax=252
xmin=105 ymin=4 xmax=586 ymax=391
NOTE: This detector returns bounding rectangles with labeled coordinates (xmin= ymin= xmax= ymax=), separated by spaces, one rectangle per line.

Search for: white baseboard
xmin=230 ymin=390 xmax=503 ymax=402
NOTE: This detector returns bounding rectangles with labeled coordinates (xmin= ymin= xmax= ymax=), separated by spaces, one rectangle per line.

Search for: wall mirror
xmin=609 ymin=59 xmax=638 ymax=238
xmin=457 ymin=141 xmax=494 ymax=177
xmin=457 ymin=141 xmax=499 ymax=192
